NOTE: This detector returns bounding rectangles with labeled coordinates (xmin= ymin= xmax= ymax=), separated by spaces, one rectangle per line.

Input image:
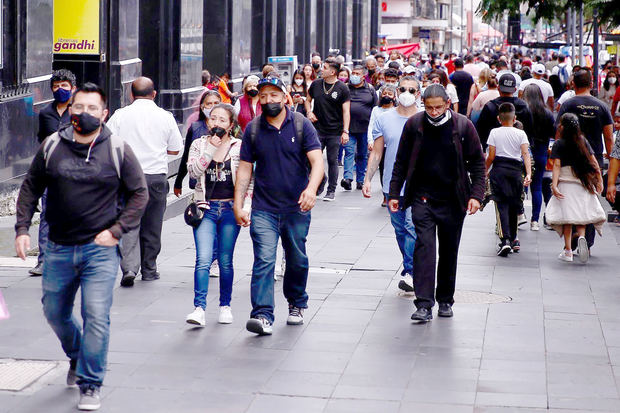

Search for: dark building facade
xmin=0 ymin=0 xmax=379 ymax=199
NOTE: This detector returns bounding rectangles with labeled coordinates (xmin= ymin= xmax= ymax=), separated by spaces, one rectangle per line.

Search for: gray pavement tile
xmin=246 ymin=394 xmax=328 ymax=413
xmin=474 ymin=392 xmax=548 ymax=409
xmin=157 ymin=391 xmax=254 ymax=413
xmin=332 ymin=384 xmax=405 ymax=401
xmin=400 ymin=402 xmax=474 ymax=413
xmin=261 ymin=370 xmax=339 ymax=398
xmin=96 ymin=387 xmax=180 ymax=413
xmin=321 ymin=294 xmax=381 ymax=311
xmin=325 ymin=398 xmax=400 ymax=413
xmin=402 ymin=388 xmax=476 ymax=404
xmin=476 ymin=379 xmax=546 ymax=395
xmin=474 ymin=407 xmax=548 ymax=412
xmin=548 ymin=396 xmax=620 ymax=412
xmin=0 ymin=392 xmax=23 ymax=413
xmin=4 ymin=384 xmax=79 ymax=413
xmin=547 ymin=363 xmax=618 ymax=398
xmin=277 ymin=350 xmax=351 ymax=374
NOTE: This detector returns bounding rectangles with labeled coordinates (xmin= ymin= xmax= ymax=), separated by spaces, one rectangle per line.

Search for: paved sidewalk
xmin=1 ymin=179 xmax=620 ymax=413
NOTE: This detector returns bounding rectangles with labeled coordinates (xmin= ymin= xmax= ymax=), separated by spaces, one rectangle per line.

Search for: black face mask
xmin=261 ymin=102 xmax=283 ymax=117
xmin=247 ymin=89 xmax=259 ymax=97
xmin=379 ymin=96 xmax=394 ymax=106
xmin=425 ymin=111 xmax=447 ymax=124
xmin=71 ymin=112 xmax=101 ymax=135
xmin=312 ymin=63 xmax=320 ymax=70
xmin=210 ymin=126 xmax=227 ymax=138
xmin=368 ymin=68 xmax=375 ymax=75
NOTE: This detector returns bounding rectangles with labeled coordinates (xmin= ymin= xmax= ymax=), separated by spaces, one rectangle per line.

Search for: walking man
xmin=15 ymin=83 xmax=148 ymax=410
xmin=107 ymin=77 xmax=183 ymax=286
xmin=30 ymin=69 xmax=77 ymax=276
xmin=235 ymin=76 xmax=324 ymax=335
xmin=305 ymin=58 xmax=350 ymax=201
xmin=389 ymin=84 xmax=485 ymax=322
xmin=363 ymin=76 xmax=420 ymax=292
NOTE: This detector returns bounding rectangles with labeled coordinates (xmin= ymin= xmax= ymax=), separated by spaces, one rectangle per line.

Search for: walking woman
xmin=467 ymin=68 xmax=495 ymax=119
xmin=185 ymin=103 xmax=252 ymax=326
xmin=302 ymin=64 xmax=316 ymax=89
xmin=546 ymin=113 xmax=606 ymax=264
xmin=522 ymin=84 xmax=555 ymax=231
xmin=288 ymin=69 xmax=308 ymax=116
xmin=234 ymin=75 xmax=261 ymax=132
xmin=429 ymin=69 xmax=459 ymax=113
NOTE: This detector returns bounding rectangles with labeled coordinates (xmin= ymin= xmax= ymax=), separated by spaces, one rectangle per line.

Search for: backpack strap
xmin=249 ymin=117 xmax=260 ymax=145
xmin=43 ymin=132 xmax=61 ymax=169
xmin=109 ymin=134 xmax=125 ymax=178
xmin=292 ymin=111 xmax=305 ymax=142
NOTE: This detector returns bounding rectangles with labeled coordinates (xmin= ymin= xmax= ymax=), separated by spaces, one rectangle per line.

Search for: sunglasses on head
xmin=399 ymin=87 xmax=418 ymax=94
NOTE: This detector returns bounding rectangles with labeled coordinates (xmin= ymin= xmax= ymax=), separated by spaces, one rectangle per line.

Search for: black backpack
xmin=247 ymin=111 xmax=305 ymax=146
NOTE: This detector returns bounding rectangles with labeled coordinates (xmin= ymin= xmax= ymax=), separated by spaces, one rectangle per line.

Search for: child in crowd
xmin=546 ymin=113 xmax=606 ymax=263
xmin=485 ymin=103 xmax=532 ymax=257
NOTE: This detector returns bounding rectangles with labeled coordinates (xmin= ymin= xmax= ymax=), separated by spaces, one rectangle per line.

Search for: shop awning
xmin=380 ymin=42 xmax=421 ymax=56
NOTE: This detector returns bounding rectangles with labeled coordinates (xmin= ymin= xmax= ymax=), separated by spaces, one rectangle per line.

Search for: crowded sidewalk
xmin=1 ymin=177 xmax=620 ymax=413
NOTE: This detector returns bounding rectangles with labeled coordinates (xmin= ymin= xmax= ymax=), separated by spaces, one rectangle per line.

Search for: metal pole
xmin=593 ymin=8 xmax=599 ymax=96
xmin=578 ymin=1 xmax=584 ymax=66
xmin=460 ymin=0 xmax=464 ymax=53
xmin=449 ymin=0 xmax=453 ymax=52
xmin=571 ymin=8 xmax=576 ymax=64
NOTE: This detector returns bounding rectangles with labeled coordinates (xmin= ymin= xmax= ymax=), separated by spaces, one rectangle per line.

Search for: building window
xmin=439 ymin=4 xmax=449 ymax=20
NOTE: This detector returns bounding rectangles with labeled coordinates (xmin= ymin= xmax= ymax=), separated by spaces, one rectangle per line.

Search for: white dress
xmin=545 ymin=166 xmax=606 ymax=236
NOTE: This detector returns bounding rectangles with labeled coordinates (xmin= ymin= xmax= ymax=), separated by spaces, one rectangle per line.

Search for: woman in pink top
xmin=469 ymin=71 xmax=499 ymax=125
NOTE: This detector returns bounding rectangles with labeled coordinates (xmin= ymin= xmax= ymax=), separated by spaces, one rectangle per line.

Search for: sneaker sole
xmin=398 ymin=280 xmax=414 ymax=292
xmin=246 ymin=319 xmax=272 ymax=335
xmin=186 ymin=319 xmax=205 ymax=326
xmin=323 ymin=196 xmax=335 ymax=202
xmin=410 ymin=316 xmax=432 ymax=323
xmin=497 ymin=246 xmax=512 ymax=257
xmin=120 ymin=274 xmax=135 ymax=287
xmin=286 ymin=319 xmax=304 ymax=325
xmin=218 ymin=318 xmax=233 ymax=324
xmin=437 ymin=311 xmax=453 ymax=318
xmin=577 ymin=238 xmax=589 ymax=263
xmin=77 ymin=402 xmax=101 ymax=411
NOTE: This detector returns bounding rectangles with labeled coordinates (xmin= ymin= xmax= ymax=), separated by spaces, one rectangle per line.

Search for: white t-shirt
xmin=107 ymin=99 xmax=183 ymax=174
xmin=446 ymin=83 xmax=459 ymax=104
xmin=487 ymin=126 xmax=529 ymax=161
xmin=518 ymin=78 xmax=554 ymax=103
xmin=557 ymin=90 xmax=576 ymax=107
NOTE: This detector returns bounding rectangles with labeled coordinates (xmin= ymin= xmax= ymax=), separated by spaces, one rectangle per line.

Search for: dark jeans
xmin=318 ymin=134 xmax=341 ymax=193
xmin=531 ymin=145 xmax=548 ymax=222
xmin=495 ymin=201 xmax=519 ymax=243
xmin=249 ymin=209 xmax=311 ymax=323
xmin=411 ymin=197 xmax=465 ymax=310
xmin=192 ymin=201 xmax=240 ymax=309
xmin=42 ymin=241 xmax=120 ymax=387
xmin=343 ymin=132 xmax=368 ymax=183
xmin=121 ymin=173 xmax=168 ymax=277
xmin=38 ymin=190 xmax=49 ymax=265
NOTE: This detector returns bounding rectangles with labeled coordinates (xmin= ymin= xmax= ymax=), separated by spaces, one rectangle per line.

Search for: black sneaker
xmin=356 ymin=182 xmax=363 ymax=190
xmin=497 ymin=242 xmax=512 ymax=257
xmin=246 ymin=317 xmax=273 ymax=335
xmin=120 ymin=271 xmax=136 ymax=287
xmin=510 ymin=239 xmax=520 ymax=253
xmin=141 ymin=272 xmax=160 ymax=281
xmin=411 ymin=307 xmax=432 ymax=322
xmin=78 ymin=384 xmax=101 ymax=411
xmin=323 ymin=191 xmax=335 ymax=202
xmin=67 ymin=359 xmax=78 ymax=387
xmin=340 ymin=179 xmax=352 ymax=191
xmin=316 ymin=175 xmax=327 ymax=196
xmin=437 ymin=303 xmax=453 ymax=317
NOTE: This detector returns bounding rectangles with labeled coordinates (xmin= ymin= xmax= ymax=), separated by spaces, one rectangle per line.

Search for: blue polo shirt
xmin=240 ymin=107 xmax=321 ymax=213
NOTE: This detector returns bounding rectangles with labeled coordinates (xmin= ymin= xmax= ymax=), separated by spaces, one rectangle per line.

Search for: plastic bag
xmin=0 ymin=290 xmax=10 ymax=320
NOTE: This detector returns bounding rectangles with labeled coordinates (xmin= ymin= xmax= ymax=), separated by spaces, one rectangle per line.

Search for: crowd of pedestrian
xmin=11 ymin=46 xmax=620 ymax=411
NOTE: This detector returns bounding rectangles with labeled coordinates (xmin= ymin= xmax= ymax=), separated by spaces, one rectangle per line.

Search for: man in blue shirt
xmin=362 ymin=76 xmax=420 ymax=293
xmin=234 ymin=76 xmax=324 ymax=335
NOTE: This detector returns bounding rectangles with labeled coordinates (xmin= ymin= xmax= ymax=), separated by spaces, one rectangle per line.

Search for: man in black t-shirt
xmin=305 ymin=58 xmax=351 ymax=201
xmin=449 ymin=59 xmax=474 ymax=116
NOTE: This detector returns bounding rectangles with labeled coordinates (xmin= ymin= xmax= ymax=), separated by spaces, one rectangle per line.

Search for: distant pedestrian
xmin=15 ymin=83 xmax=148 ymax=411
xmin=389 ymin=84 xmax=485 ymax=322
xmin=235 ymin=76 xmax=324 ymax=335
xmin=234 ymin=75 xmax=262 ymax=132
xmin=107 ymin=77 xmax=183 ymax=286
xmin=546 ymin=113 xmax=606 ymax=263
xmin=450 ymin=58 xmax=474 ymax=116
xmin=185 ymin=103 xmax=253 ymax=326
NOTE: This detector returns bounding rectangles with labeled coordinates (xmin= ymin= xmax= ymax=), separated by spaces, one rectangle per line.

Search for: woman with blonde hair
xmin=468 ymin=71 xmax=499 ymax=124
xmin=467 ymin=68 xmax=493 ymax=117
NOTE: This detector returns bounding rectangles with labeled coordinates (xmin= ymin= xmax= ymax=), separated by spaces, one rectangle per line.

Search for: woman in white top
xmin=599 ymin=72 xmax=617 ymax=111
xmin=429 ymin=69 xmax=459 ymax=113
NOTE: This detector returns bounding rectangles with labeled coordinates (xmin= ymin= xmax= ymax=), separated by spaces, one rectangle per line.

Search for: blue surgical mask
xmin=53 ymin=88 xmax=72 ymax=103
xmin=349 ymin=75 xmax=362 ymax=85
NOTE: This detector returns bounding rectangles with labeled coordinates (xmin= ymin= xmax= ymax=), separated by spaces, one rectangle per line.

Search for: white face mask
xmin=609 ymin=77 xmax=617 ymax=85
xmin=398 ymin=92 xmax=416 ymax=107
xmin=202 ymin=108 xmax=211 ymax=118
xmin=294 ymin=78 xmax=304 ymax=86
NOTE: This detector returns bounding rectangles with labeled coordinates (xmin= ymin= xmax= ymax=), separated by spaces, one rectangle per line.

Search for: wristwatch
xmin=343 ymin=130 xmax=349 ymax=134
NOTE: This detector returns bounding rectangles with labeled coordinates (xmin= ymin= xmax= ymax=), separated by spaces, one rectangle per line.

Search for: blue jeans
xmin=192 ymin=201 xmax=240 ymax=309
xmin=249 ymin=209 xmax=311 ymax=323
xmin=384 ymin=193 xmax=416 ymax=275
xmin=531 ymin=144 xmax=548 ymax=222
xmin=343 ymin=132 xmax=368 ymax=183
xmin=42 ymin=240 xmax=120 ymax=387
xmin=38 ymin=191 xmax=48 ymax=265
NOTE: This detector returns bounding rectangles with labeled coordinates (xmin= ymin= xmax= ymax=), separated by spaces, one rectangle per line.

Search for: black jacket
xmin=16 ymin=124 xmax=148 ymax=245
xmin=37 ymin=101 xmax=70 ymax=143
xmin=389 ymin=110 xmax=486 ymax=213
xmin=476 ymin=96 xmax=534 ymax=150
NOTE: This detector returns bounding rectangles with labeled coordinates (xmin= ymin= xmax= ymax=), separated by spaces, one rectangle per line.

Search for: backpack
xmin=248 ymin=111 xmax=305 ymax=146
xmin=557 ymin=65 xmax=569 ymax=89
xmin=43 ymin=132 xmax=125 ymax=178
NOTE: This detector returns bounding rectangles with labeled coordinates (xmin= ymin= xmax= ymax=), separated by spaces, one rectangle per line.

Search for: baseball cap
xmin=421 ymin=53 xmax=429 ymax=61
xmin=532 ymin=63 xmax=545 ymax=75
xmin=498 ymin=73 xmax=517 ymax=93
xmin=403 ymin=65 xmax=416 ymax=74
xmin=257 ymin=76 xmax=287 ymax=93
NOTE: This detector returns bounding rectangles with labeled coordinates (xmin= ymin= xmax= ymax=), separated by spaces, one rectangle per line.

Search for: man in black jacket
xmin=389 ymin=84 xmax=485 ymax=322
xmin=476 ymin=73 xmax=534 ymax=150
xmin=15 ymin=83 xmax=148 ymax=411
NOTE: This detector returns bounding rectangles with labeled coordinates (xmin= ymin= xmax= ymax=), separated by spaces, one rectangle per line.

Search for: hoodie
xmin=16 ymin=124 xmax=148 ymax=245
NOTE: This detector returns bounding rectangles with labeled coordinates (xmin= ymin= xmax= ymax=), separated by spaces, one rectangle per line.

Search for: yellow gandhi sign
xmin=53 ymin=0 xmax=100 ymax=55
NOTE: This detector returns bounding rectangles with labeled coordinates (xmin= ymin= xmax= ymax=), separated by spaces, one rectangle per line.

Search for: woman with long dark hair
xmin=546 ymin=113 xmax=606 ymax=263
xmin=288 ymin=69 xmax=308 ymax=116
xmin=521 ymin=84 xmax=555 ymax=231
xmin=302 ymin=63 xmax=316 ymax=89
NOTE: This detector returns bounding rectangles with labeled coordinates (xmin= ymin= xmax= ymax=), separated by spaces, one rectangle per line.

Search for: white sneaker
xmin=218 ymin=306 xmax=233 ymax=324
xmin=287 ymin=305 xmax=304 ymax=325
xmin=558 ymin=249 xmax=573 ymax=262
xmin=577 ymin=236 xmax=589 ymax=263
xmin=530 ymin=221 xmax=540 ymax=231
xmin=186 ymin=307 xmax=205 ymax=326
xmin=398 ymin=273 xmax=414 ymax=292
xmin=518 ymin=214 xmax=527 ymax=226
xmin=246 ymin=317 xmax=273 ymax=335
xmin=209 ymin=260 xmax=219 ymax=277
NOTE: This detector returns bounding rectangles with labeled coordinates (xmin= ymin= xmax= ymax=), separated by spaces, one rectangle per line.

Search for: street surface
xmin=1 ymin=175 xmax=620 ymax=413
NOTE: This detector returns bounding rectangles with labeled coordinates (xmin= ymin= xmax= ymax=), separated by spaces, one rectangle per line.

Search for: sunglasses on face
xmin=399 ymin=87 xmax=418 ymax=94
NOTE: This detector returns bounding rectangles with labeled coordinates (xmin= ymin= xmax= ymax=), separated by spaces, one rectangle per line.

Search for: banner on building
xmin=53 ymin=0 xmax=100 ymax=55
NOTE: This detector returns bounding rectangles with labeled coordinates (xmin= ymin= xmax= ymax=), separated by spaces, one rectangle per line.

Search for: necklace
xmin=322 ymin=79 xmax=336 ymax=95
